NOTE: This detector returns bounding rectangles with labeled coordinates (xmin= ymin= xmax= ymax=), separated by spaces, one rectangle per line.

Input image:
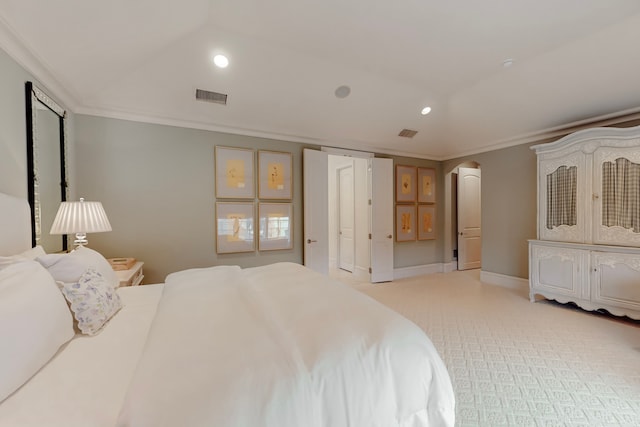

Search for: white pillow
xmin=0 ymin=260 xmax=74 ymax=402
xmin=36 ymin=246 xmax=119 ymax=289
xmin=0 ymin=245 xmax=46 ymax=270
xmin=60 ymin=267 xmax=122 ymax=335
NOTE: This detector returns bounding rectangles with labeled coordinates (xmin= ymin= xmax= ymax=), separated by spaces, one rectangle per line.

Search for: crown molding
xmin=75 ymin=105 xmax=330 ymax=146
xmin=0 ymin=15 xmax=79 ymax=111
xmin=443 ymin=107 xmax=640 ymax=161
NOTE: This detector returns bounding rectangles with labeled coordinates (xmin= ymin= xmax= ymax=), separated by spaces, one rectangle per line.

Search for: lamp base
xmin=73 ymin=232 xmax=88 ymax=247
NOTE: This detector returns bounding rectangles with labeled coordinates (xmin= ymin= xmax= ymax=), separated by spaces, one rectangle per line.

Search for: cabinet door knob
xmin=593 ymin=193 xmax=599 ymax=200
xmin=387 ymin=234 xmax=393 ymax=239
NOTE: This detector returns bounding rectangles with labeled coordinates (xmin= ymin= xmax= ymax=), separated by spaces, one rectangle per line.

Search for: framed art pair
xmin=215 ymin=147 xmax=292 ymax=200
xmin=216 ymin=202 xmax=293 ymax=253
xmin=395 ymin=165 xmax=436 ymax=242
xmin=396 ymin=205 xmax=436 ymax=241
xmin=214 ymin=146 xmax=294 ymax=254
xmin=395 ymin=165 xmax=436 ymax=203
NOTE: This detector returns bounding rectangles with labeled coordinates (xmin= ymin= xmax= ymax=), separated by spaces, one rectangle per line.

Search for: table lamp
xmin=50 ymin=198 xmax=112 ymax=248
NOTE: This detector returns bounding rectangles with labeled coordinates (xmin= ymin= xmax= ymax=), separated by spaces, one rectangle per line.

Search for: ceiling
xmin=2 ymin=0 xmax=640 ymax=160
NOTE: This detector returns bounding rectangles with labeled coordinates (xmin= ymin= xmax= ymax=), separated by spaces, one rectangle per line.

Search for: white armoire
xmin=529 ymin=125 xmax=640 ymax=320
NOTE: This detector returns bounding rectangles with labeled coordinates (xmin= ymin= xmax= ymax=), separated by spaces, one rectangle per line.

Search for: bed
xmin=0 ymin=192 xmax=455 ymax=426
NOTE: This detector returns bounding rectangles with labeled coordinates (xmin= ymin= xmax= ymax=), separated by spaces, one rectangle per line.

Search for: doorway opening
xmin=303 ymin=148 xmax=394 ymax=283
xmin=328 ymin=155 xmax=369 ymax=282
xmin=444 ymin=161 xmax=482 ymax=271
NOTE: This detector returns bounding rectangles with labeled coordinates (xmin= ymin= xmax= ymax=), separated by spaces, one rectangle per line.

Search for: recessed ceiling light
xmin=213 ymin=54 xmax=229 ymax=68
xmin=334 ymin=85 xmax=351 ymax=99
xmin=421 ymin=106 xmax=432 ymax=115
xmin=503 ymin=58 xmax=514 ymax=68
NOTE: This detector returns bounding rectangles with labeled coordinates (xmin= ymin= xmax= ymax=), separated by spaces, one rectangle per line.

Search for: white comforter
xmin=117 ymin=262 xmax=454 ymax=427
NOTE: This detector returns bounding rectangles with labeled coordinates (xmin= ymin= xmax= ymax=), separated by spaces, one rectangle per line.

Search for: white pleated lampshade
xmin=50 ymin=198 xmax=112 ymax=235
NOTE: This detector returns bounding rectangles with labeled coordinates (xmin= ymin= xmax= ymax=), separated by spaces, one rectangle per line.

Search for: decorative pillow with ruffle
xmin=60 ymin=267 xmax=122 ymax=335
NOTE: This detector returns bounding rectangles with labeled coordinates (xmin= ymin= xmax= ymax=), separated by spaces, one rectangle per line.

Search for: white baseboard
xmin=443 ymin=261 xmax=457 ymax=273
xmin=394 ymin=263 xmax=444 ymax=280
xmin=480 ymin=270 xmax=529 ymax=290
xmin=358 ymin=262 xmax=529 ymax=288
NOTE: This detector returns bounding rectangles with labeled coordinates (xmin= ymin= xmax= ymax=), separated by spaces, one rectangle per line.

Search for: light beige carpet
xmin=336 ymin=269 xmax=640 ymax=426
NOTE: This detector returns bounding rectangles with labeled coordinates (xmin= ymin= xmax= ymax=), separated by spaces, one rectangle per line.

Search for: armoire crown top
xmin=531 ymin=124 xmax=640 ymax=155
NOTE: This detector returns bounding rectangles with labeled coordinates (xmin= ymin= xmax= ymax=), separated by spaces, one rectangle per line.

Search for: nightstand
xmin=115 ymin=261 xmax=144 ymax=287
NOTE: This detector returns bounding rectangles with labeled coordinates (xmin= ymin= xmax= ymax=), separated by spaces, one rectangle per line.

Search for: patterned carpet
xmin=338 ymin=269 xmax=640 ymax=426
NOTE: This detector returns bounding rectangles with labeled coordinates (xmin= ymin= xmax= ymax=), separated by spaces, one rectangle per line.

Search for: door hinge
xmin=369 ymin=267 xmax=372 ymax=274
xmin=368 ymin=199 xmax=372 ymax=205
xmin=368 ymin=233 xmax=372 ymax=239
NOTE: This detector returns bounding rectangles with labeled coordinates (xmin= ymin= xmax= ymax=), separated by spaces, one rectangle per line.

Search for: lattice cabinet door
xmin=538 ymin=151 xmax=588 ymax=243
xmin=593 ymin=145 xmax=640 ymax=247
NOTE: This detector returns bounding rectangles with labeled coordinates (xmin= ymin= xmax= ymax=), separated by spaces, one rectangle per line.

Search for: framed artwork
xmin=396 ymin=165 xmax=417 ymax=203
xmin=258 ymin=150 xmax=292 ymax=199
xmin=417 ymin=205 xmax=436 ymax=240
xmin=418 ymin=167 xmax=436 ymax=204
xmin=215 ymin=202 xmax=255 ymax=253
xmin=215 ymin=146 xmax=255 ymax=199
xmin=258 ymin=203 xmax=293 ymax=251
xmin=396 ymin=205 xmax=416 ymax=242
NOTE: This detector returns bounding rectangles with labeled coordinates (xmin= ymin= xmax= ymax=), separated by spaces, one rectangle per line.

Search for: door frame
xmin=305 ymin=147 xmax=391 ymax=281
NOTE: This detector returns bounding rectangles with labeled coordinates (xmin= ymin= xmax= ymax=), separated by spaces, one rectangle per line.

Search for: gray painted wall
xmin=386 ymin=155 xmax=443 ymax=268
xmin=1 ymin=47 xmax=33 ymax=197
xmin=75 ymin=116 xmax=448 ymax=283
xmin=444 ymin=143 xmax=539 ymax=279
xmin=14 ymin=43 xmax=637 ymax=283
xmin=442 ymin=119 xmax=640 ymax=279
xmin=0 ymin=43 xmax=536 ymax=282
xmin=75 ymin=115 xmax=317 ymax=283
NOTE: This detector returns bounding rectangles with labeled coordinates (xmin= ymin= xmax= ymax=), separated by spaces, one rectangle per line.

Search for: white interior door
xmin=303 ymin=149 xmax=329 ymax=275
xmin=458 ymin=167 xmax=481 ymax=270
xmin=338 ymin=166 xmax=355 ymax=272
xmin=370 ymin=158 xmax=394 ymax=282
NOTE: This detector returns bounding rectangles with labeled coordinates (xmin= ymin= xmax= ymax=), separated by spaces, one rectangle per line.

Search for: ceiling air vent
xmin=398 ymin=129 xmax=418 ymax=138
xmin=195 ymin=89 xmax=227 ymax=105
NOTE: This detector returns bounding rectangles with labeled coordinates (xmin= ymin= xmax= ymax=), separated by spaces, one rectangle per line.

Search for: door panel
xmin=303 ymin=149 xmax=329 ymax=275
xmin=370 ymin=158 xmax=394 ymax=282
xmin=338 ymin=166 xmax=355 ymax=272
xmin=458 ymin=167 xmax=481 ymax=270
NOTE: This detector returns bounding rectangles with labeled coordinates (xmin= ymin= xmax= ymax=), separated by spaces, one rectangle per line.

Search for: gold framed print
xmin=396 ymin=165 xmax=417 ymax=203
xmin=215 ymin=202 xmax=255 ymax=253
xmin=215 ymin=146 xmax=255 ymax=199
xmin=258 ymin=150 xmax=292 ymax=200
xmin=418 ymin=167 xmax=436 ymax=204
xmin=258 ymin=203 xmax=293 ymax=251
xmin=396 ymin=204 xmax=416 ymax=242
xmin=417 ymin=205 xmax=436 ymax=240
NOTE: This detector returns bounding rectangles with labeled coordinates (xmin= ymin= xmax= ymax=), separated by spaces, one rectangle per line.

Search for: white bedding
xmin=0 ymin=262 xmax=454 ymax=427
xmin=0 ymin=284 xmax=163 ymax=427
xmin=118 ymin=263 xmax=455 ymax=427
